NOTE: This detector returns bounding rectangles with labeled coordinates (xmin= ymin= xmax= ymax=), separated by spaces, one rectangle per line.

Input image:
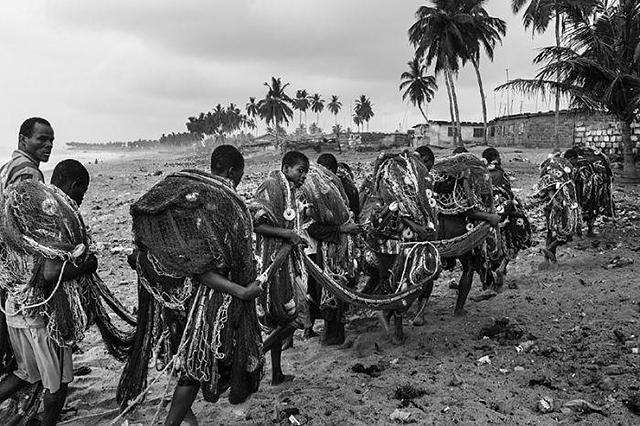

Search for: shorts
xmin=8 ymin=326 xmax=73 ymax=393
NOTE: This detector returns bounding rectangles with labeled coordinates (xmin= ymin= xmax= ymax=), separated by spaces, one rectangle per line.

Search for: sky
xmin=0 ymin=0 xmax=560 ymax=158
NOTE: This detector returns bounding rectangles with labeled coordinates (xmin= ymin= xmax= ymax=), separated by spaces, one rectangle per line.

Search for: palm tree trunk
xmin=444 ymin=72 xmax=456 ymax=144
xmin=447 ymin=69 xmax=463 ymax=147
xmin=554 ymin=9 xmax=561 ymax=151
xmin=418 ymin=104 xmax=429 ymax=123
xmin=471 ymin=56 xmax=488 ymax=145
xmin=621 ymin=120 xmax=640 ymax=182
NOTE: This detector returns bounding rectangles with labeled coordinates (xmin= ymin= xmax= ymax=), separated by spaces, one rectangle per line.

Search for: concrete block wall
xmin=574 ymin=120 xmax=640 ymax=156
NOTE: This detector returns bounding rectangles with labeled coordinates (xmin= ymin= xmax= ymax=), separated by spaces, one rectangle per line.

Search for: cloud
xmin=0 ymin=0 xmax=561 ymax=149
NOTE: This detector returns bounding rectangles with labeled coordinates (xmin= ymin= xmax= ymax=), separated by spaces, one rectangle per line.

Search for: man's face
xmin=20 ymin=123 xmax=54 ymax=163
xmin=283 ymin=162 xmax=309 ymax=188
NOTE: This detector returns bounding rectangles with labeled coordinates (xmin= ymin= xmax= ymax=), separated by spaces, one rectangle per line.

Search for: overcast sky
xmin=0 ymin=0 xmax=559 ymax=154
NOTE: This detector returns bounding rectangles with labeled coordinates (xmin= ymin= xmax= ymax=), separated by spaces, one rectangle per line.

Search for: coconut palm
xmin=461 ymin=0 xmax=506 ymax=145
xmin=332 ymin=123 xmax=343 ymax=137
xmin=293 ymin=89 xmax=311 ymax=126
xmin=409 ymin=1 xmax=470 ymax=145
xmin=352 ymin=114 xmax=363 ymax=133
xmin=512 ymin=0 xmax=599 ymax=149
xmin=310 ymin=93 xmax=325 ymax=126
xmin=500 ymin=0 xmax=640 ymax=180
xmin=354 ymin=95 xmax=374 ymax=131
xmin=400 ymin=57 xmax=438 ymax=123
xmin=327 ymin=95 xmax=343 ymax=125
xmin=246 ymin=97 xmax=259 ymax=119
xmin=258 ymin=77 xmax=294 ymax=149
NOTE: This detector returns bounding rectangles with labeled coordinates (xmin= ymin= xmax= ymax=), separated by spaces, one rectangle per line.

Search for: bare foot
xmin=271 ymin=374 xmax=295 ymax=386
xmin=183 ymin=408 xmax=199 ymax=426
xmin=411 ymin=314 xmax=425 ymax=327
xmin=541 ymin=248 xmax=557 ymax=263
xmin=303 ymin=328 xmax=318 ymax=339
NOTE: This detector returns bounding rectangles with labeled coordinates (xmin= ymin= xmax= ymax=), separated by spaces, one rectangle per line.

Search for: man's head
xmin=282 ymin=151 xmax=309 ymax=187
xmin=19 ymin=117 xmax=54 ymax=163
xmin=317 ymin=153 xmax=338 ymax=174
xmin=452 ymin=146 xmax=468 ymax=155
xmin=415 ymin=146 xmax=435 ymax=170
xmin=210 ymin=145 xmax=245 ymax=188
xmin=482 ymin=147 xmax=501 ymax=165
xmin=51 ymin=159 xmax=90 ymax=205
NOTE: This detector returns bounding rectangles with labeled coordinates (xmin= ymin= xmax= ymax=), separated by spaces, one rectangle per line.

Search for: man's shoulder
xmin=1 ymin=151 xmax=43 ymax=187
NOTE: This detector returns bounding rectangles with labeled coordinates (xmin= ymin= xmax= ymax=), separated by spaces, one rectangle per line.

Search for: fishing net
xmin=565 ymin=147 xmax=615 ymax=222
xmin=432 ymin=153 xmax=494 ymax=215
xmin=120 ymin=170 xmax=263 ymax=407
xmin=0 ymin=180 xmax=86 ymax=260
xmin=301 ymin=164 xmax=350 ymax=225
xmin=537 ymin=155 xmax=582 ymax=241
xmin=0 ymin=180 xmax=133 ymax=349
xmin=362 ymin=152 xmax=438 ymax=242
xmin=250 ymin=171 xmax=308 ymax=330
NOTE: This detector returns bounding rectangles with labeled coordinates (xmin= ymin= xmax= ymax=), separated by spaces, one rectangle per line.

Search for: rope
xmin=0 ymin=260 xmax=68 ymax=317
xmin=110 ymin=284 xmax=205 ymax=425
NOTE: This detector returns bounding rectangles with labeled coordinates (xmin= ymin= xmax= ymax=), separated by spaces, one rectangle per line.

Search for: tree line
xmin=185 ymin=78 xmax=375 ymax=147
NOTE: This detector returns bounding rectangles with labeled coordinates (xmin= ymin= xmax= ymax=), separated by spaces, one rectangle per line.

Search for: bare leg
xmin=454 ymin=258 xmax=473 ymax=316
xmin=271 ymin=332 xmax=295 ymax=386
xmin=165 ymin=383 xmax=200 ymax=426
xmin=42 ymin=383 xmax=68 ymax=426
xmin=412 ymin=281 xmax=434 ymax=326
xmin=0 ymin=373 xmax=28 ymax=404
xmin=392 ymin=313 xmax=404 ymax=345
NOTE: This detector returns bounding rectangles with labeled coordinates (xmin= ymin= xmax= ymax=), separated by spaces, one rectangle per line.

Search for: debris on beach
xmin=351 ymin=363 xmax=385 ymax=377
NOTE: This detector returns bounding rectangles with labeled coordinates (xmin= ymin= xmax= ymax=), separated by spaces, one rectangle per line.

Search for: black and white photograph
xmin=0 ymin=0 xmax=639 ymax=424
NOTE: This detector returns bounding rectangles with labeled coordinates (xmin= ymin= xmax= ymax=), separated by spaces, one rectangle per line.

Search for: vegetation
xmin=310 ymin=93 xmax=325 ymax=127
xmin=400 ymin=57 xmax=437 ymax=123
xmin=409 ymin=0 xmax=505 ymax=146
xmin=354 ymin=95 xmax=374 ymax=131
xmin=257 ymin=77 xmax=294 ymax=149
xmin=327 ymin=95 xmax=343 ymax=124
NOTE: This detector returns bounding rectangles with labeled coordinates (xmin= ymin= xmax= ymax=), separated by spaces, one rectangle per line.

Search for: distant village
xmin=67 ymin=108 xmax=639 ymax=161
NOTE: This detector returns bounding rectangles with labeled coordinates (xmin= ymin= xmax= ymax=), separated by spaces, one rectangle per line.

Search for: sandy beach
xmin=35 ymin=147 xmax=639 ymax=425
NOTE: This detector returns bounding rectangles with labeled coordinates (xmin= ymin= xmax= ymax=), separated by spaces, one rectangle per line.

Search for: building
xmin=412 ymin=121 xmax=485 ymax=148
xmin=487 ymin=109 xmax=611 ymax=148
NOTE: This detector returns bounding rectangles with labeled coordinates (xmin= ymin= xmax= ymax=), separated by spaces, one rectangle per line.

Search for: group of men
xmin=0 ymin=117 xmax=614 ymax=425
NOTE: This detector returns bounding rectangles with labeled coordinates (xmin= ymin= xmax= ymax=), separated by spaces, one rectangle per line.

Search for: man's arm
xmin=196 ymin=271 xmax=262 ymax=301
xmin=42 ymin=254 xmax=98 ymax=284
xmin=254 ymin=224 xmax=307 ymax=246
xmin=467 ymin=210 xmax=500 ymax=227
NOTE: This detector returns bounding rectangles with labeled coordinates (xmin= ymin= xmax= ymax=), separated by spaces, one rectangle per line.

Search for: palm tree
xmin=409 ymin=1 xmax=469 ymax=146
xmin=246 ymin=97 xmax=259 ymax=119
xmin=352 ymin=114 xmax=363 ymax=133
xmin=293 ymin=89 xmax=311 ymax=126
xmin=332 ymin=123 xmax=343 ymax=138
xmin=400 ymin=57 xmax=438 ymax=123
xmin=310 ymin=93 xmax=325 ymax=126
xmin=327 ymin=95 xmax=343 ymax=125
xmin=512 ymin=0 xmax=599 ymax=149
xmin=354 ymin=95 xmax=374 ymax=131
xmin=462 ymin=0 xmax=506 ymax=145
xmin=500 ymin=0 xmax=640 ymax=181
xmin=258 ymin=77 xmax=294 ymax=150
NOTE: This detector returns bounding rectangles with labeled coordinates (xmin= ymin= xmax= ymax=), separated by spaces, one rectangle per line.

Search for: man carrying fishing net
xmin=302 ymin=153 xmax=361 ymax=345
xmin=251 ymin=150 xmax=310 ymax=385
xmin=0 ymin=158 xmax=98 ymax=425
xmin=530 ymin=154 xmax=582 ymax=263
xmin=481 ymin=148 xmax=532 ymax=287
xmin=360 ymin=151 xmax=440 ymax=343
xmin=117 ymin=145 xmax=263 ymax=425
xmin=563 ymin=146 xmax=615 ymax=237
